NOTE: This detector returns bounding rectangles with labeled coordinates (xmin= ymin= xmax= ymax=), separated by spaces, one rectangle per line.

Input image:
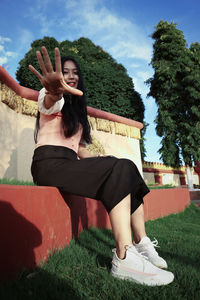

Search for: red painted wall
xmin=143 ymin=188 xmax=190 ymax=221
xmin=0 ymin=185 xmax=190 ymax=280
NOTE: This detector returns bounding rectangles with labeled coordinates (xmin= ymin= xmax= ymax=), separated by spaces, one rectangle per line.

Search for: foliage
xmin=146 ymin=21 xmax=200 ymax=167
xmin=16 ymin=37 xmax=59 ymax=90
xmin=178 ymin=43 xmax=200 ymax=165
xmin=16 ymin=37 xmax=144 ymax=121
xmin=16 ymin=36 xmax=146 ymax=159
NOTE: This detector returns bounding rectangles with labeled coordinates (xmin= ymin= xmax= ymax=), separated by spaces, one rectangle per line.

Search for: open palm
xmin=29 ymin=46 xmax=83 ymax=97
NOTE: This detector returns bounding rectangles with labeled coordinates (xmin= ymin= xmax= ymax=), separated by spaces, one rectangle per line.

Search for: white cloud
xmin=17 ymin=29 xmax=34 ymax=51
xmin=130 ymin=68 xmax=152 ymax=97
xmin=23 ymin=0 xmax=152 ymax=62
xmin=0 ymin=36 xmax=11 ymax=44
xmin=109 ymin=42 xmax=151 ymax=61
xmin=5 ymin=51 xmax=17 ymax=57
xmin=25 ymin=0 xmax=60 ymax=36
xmin=0 ymin=35 xmax=16 ymax=66
xmin=30 ymin=12 xmax=55 ymax=36
xmin=130 ymin=63 xmax=141 ymax=68
xmin=145 ymin=133 xmax=162 ymax=162
xmin=0 ymin=57 xmax=7 ymax=64
xmin=62 ymin=0 xmax=152 ymax=61
xmin=132 ymin=76 xmax=148 ymax=98
xmin=136 ymin=70 xmax=153 ymax=82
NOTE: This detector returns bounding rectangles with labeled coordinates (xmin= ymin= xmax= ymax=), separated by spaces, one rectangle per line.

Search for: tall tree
xmin=147 ymin=20 xmax=200 ymax=188
xmin=16 ymin=36 xmax=146 ymax=158
xmin=178 ymin=43 xmax=200 ymax=187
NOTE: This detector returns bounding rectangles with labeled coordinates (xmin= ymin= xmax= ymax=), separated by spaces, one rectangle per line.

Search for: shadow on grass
xmin=158 ymin=248 xmax=200 ymax=273
xmin=0 ymin=268 xmax=86 ymax=300
xmin=76 ymin=227 xmax=114 ymax=271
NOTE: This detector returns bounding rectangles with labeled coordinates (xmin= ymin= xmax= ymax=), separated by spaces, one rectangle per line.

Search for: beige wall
xmin=143 ymin=172 xmax=155 ymax=185
xmin=185 ymin=174 xmax=199 ymax=185
xmin=192 ymin=175 xmax=199 ymax=185
xmin=0 ymin=100 xmax=35 ymax=181
xmin=143 ymin=171 xmax=199 ymax=186
xmin=88 ymin=127 xmax=143 ymax=175
xmin=162 ymin=173 xmax=180 ymax=186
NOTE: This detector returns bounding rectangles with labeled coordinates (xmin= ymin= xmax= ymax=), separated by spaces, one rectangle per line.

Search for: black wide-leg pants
xmin=31 ymin=145 xmax=150 ymax=214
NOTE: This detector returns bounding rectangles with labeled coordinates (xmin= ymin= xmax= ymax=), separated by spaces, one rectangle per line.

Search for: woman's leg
xmin=109 ymin=194 xmax=132 ymax=259
xmin=131 ymin=203 xmax=146 ymax=243
xmin=110 ymin=195 xmax=174 ymax=286
xmin=131 ymin=203 xmax=168 ymax=269
xmin=109 ymin=197 xmax=147 ymax=258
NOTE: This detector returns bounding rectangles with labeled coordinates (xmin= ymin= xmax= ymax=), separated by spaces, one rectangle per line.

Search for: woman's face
xmin=63 ymin=60 xmax=79 ymax=89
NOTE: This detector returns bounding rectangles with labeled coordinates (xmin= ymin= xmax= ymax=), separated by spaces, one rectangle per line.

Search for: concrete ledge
xmin=0 ymin=185 xmax=190 ymax=280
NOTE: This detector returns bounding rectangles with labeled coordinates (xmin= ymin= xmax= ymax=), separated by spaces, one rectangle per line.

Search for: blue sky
xmin=1 ymin=0 xmax=200 ymax=162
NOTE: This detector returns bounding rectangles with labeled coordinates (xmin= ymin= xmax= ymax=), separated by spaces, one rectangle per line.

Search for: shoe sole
xmin=111 ymin=270 xmax=174 ymax=286
xmin=154 ymin=264 xmax=168 ymax=269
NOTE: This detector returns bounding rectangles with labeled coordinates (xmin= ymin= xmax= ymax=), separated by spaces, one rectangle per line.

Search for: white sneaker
xmin=111 ymin=245 xmax=174 ymax=286
xmin=134 ymin=237 xmax=167 ymax=269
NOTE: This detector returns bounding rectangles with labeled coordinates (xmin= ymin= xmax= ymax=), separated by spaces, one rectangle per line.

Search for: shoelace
xmin=145 ymin=238 xmax=160 ymax=256
xmin=151 ymin=238 xmax=160 ymax=248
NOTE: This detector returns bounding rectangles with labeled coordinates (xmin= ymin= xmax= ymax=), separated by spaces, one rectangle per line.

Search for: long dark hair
xmin=34 ymin=56 xmax=92 ymax=144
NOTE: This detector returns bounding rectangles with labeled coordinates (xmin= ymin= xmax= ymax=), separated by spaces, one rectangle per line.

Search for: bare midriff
xmin=36 ymin=112 xmax=83 ymax=153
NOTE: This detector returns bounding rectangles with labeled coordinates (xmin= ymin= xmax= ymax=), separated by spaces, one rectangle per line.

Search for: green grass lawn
xmin=147 ymin=183 xmax=175 ymax=189
xmin=0 ymin=204 xmax=199 ymax=300
xmin=0 ymin=178 xmax=35 ymax=186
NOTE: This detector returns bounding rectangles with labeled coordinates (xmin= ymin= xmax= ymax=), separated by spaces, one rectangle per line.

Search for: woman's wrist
xmin=46 ymin=92 xmax=63 ymax=103
xmin=43 ymin=92 xmax=63 ymax=109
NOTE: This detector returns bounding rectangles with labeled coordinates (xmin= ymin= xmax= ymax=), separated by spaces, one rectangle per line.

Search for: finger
xmin=36 ymin=50 xmax=47 ymax=75
xmin=61 ymin=81 xmax=83 ymax=96
xmin=29 ymin=65 xmax=43 ymax=81
xmin=55 ymin=47 xmax=61 ymax=73
xmin=41 ymin=46 xmax=54 ymax=73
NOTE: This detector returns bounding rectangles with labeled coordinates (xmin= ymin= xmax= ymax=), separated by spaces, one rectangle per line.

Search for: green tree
xmin=146 ymin=20 xmax=200 ymax=188
xmin=178 ymin=43 xmax=200 ymax=186
xmin=16 ymin=36 xmax=146 ymax=159
xmin=16 ymin=37 xmax=59 ymax=90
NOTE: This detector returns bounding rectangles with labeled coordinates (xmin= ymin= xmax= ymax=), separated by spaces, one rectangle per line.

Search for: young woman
xmin=29 ymin=46 xmax=174 ymax=286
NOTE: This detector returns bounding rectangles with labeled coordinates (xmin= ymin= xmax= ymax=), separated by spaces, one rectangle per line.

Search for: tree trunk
xmin=186 ymin=164 xmax=194 ymax=190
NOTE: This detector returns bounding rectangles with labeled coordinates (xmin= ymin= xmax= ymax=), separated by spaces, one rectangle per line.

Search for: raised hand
xmin=29 ymin=46 xmax=83 ymax=97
